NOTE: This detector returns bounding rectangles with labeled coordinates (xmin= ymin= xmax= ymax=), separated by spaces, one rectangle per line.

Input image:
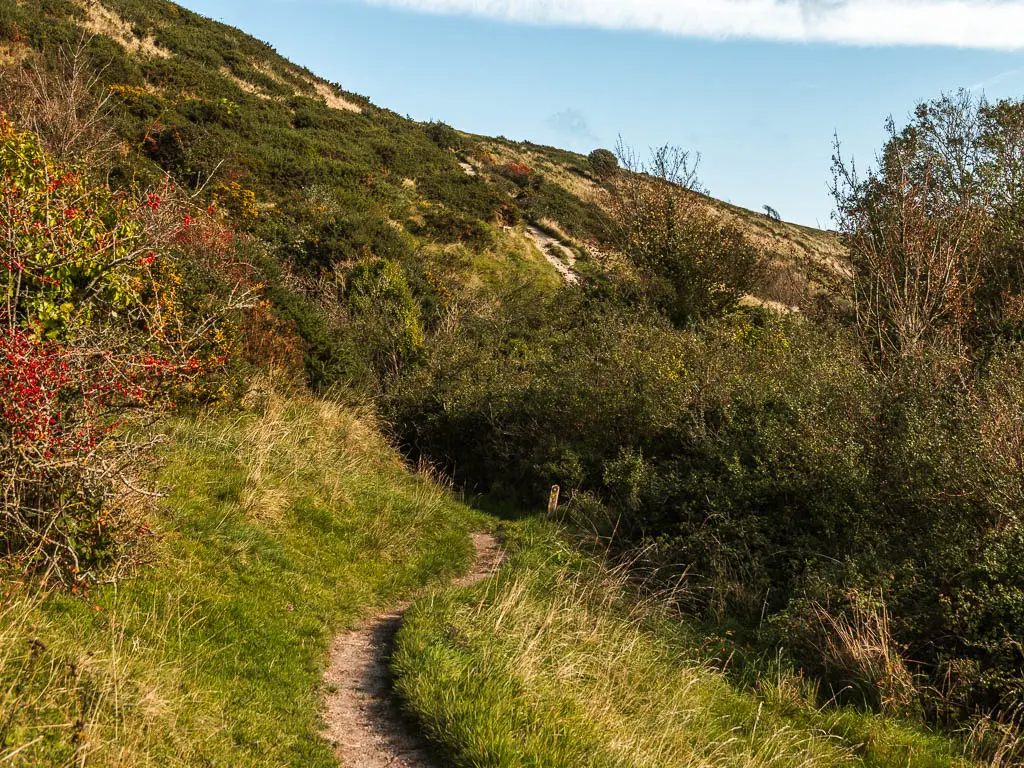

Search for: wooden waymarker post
xmin=547 ymin=485 xmax=561 ymax=518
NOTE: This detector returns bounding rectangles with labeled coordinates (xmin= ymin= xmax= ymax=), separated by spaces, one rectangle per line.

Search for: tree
xmin=763 ymin=205 xmax=782 ymax=222
xmin=609 ymin=141 xmax=762 ymax=326
xmin=975 ymin=99 xmax=1024 ymax=341
xmin=0 ymin=37 xmax=116 ymax=165
xmin=833 ymin=91 xmax=1024 ymax=369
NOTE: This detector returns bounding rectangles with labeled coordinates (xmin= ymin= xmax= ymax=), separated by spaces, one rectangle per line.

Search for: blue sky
xmin=177 ymin=0 xmax=1024 ymax=227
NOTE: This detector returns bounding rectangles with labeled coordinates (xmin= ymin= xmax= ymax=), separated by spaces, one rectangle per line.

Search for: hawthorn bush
xmin=609 ymin=147 xmax=764 ymax=326
xmin=0 ymin=116 xmax=257 ymax=586
xmin=498 ymin=162 xmax=538 ymax=189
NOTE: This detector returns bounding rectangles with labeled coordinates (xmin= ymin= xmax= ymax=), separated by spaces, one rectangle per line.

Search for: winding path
xmin=322 ymin=532 xmax=503 ymax=767
xmin=526 ymin=225 xmax=581 ymax=285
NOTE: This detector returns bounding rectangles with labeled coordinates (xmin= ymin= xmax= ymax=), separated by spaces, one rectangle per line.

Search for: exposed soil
xmin=322 ymin=532 xmax=502 ymax=767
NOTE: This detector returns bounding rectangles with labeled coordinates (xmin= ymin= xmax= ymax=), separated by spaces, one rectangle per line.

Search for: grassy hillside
xmin=1 ymin=0 xmax=844 ymax=309
xmin=0 ymin=381 xmax=488 ymax=766
xmin=471 ymin=136 xmax=849 ymax=307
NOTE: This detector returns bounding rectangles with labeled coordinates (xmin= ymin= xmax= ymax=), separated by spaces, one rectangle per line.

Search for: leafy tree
xmin=833 ymin=91 xmax=1024 ymax=369
xmin=610 ymin=141 xmax=763 ymax=326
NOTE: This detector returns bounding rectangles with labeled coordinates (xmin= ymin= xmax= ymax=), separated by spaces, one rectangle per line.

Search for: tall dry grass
xmin=807 ymin=594 xmax=919 ymax=716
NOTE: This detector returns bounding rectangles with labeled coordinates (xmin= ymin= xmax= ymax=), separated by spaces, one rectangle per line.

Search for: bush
xmin=608 ymin=160 xmax=765 ymax=325
xmin=408 ymin=208 xmax=493 ymax=251
xmin=426 ymin=121 xmax=462 ymax=151
xmin=834 ymin=92 xmax=1024 ymax=368
xmin=344 ymin=258 xmax=425 ymax=377
xmin=588 ymin=148 xmax=618 ymax=179
xmin=497 ymin=162 xmax=537 ymax=189
xmin=0 ymin=118 xmax=256 ymax=586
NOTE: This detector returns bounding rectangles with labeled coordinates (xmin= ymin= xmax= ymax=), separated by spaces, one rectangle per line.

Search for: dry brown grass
xmin=310 ymin=80 xmax=361 ymax=113
xmin=214 ymin=57 xmax=361 ymax=112
xmin=697 ymin=197 xmax=849 ymax=276
xmin=964 ymin=707 xmax=1024 ymax=768
xmin=809 ymin=594 xmax=919 ymax=716
xmin=218 ymin=66 xmax=272 ymax=100
xmin=236 ymin=373 xmax=391 ymax=521
xmin=79 ymin=1 xmax=170 ymax=59
xmin=0 ymin=43 xmax=30 ymax=68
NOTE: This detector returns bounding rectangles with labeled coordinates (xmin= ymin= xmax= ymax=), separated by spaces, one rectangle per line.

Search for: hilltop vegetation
xmin=2 ymin=1 xmax=1024 ymax=766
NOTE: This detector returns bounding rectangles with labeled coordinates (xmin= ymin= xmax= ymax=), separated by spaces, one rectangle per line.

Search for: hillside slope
xmin=2 ymin=0 xmax=845 ymax=313
xmin=0 ymin=382 xmax=489 ymax=766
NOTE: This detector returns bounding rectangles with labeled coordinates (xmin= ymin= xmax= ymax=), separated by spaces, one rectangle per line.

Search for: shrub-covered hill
xmin=0 ymin=0 xmax=845 ymax=325
xmin=471 ymin=135 xmax=849 ymax=305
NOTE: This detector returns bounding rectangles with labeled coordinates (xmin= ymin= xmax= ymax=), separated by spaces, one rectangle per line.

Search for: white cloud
xmin=361 ymin=0 xmax=1024 ymax=49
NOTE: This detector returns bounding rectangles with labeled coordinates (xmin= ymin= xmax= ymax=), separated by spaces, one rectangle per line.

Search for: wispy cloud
xmin=362 ymin=0 xmax=1024 ymax=50
xmin=547 ymin=109 xmax=597 ymax=144
xmin=969 ymin=66 xmax=1024 ymax=90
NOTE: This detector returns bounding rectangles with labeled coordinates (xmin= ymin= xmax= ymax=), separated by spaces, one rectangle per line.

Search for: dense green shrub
xmin=387 ymin=288 xmax=1024 ymax=722
xmin=407 ymin=208 xmax=494 ymax=251
xmin=426 ymin=121 xmax=462 ymax=151
xmin=588 ymin=148 xmax=618 ymax=179
xmin=417 ymin=171 xmax=507 ymax=222
xmin=609 ymin=169 xmax=764 ymax=325
xmin=344 ymin=258 xmax=425 ymax=376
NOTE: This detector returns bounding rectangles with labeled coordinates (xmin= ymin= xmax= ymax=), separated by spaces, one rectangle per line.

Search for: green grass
xmin=394 ymin=520 xmax=981 ymax=768
xmin=421 ymin=228 xmax=563 ymax=296
xmin=0 ymin=380 xmax=489 ymax=766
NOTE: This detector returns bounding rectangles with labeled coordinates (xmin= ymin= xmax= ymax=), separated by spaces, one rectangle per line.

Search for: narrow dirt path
xmin=526 ymin=225 xmax=581 ymax=285
xmin=322 ymin=532 xmax=502 ymax=767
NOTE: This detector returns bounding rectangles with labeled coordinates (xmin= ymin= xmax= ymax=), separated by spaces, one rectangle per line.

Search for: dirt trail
xmin=322 ymin=532 xmax=502 ymax=767
xmin=526 ymin=225 xmax=581 ymax=285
